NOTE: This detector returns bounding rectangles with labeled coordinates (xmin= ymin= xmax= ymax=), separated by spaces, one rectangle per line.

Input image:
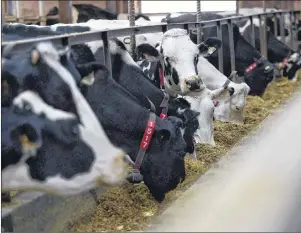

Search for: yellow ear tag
xmin=81 ymin=74 xmax=95 ymax=86
xmin=19 ymin=135 xmax=37 ymax=149
xmin=208 ymin=47 xmax=216 ymax=55
xmin=272 ymin=17 xmax=276 ymax=22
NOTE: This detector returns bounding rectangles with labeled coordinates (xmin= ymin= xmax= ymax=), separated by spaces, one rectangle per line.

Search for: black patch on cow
xmin=136 ymin=43 xmax=159 ymax=60
xmin=165 ymin=58 xmax=179 ymax=85
xmin=111 ymin=37 xmax=128 ymax=51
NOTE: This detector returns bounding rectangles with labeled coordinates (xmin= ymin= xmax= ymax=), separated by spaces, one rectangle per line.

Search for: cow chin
xmin=142 ymin=152 xmax=186 ymax=202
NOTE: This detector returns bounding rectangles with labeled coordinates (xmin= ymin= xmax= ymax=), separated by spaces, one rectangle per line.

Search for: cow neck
xmin=281 ymin=57 xmax=289 ymax=69
xmin=83 ymin=73 xmax=155 ymax=155
xmin=126 ymin=110 xmax=157 ymax=183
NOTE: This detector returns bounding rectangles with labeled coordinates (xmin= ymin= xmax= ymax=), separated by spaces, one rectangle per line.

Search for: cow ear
xmin=228 ymin=87 xmax=235 ymax=96
xmin=31 ymin=49 xmax=40 ymax=65
xmin=198 ymin=37 xmax=222 ymax=57
xmin=157 ymin=129 xmax=171 ymax=143
xmin=135 ymin=43 xmax=159 ymax=61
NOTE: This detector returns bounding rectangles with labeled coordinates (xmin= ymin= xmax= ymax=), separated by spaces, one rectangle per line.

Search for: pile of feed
xmin=72 ymin=75 xmax=301 ymax=232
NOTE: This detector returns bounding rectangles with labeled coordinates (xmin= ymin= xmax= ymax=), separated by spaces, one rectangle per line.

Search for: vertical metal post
xmin=101 ymin=32 xmax=113 ymax=79
xmin=227 ymin=19 xmax=236 ymax=72
xmin=279 ymin=12 xmax=285 ymax=43
xmin=289 ymin=12 xmax=295 ymax=50
xmin=273 ymin=13 xmax=278 ymax=37
xmin=216 ymin=21 xmax=224 ymax=73
xmin=196 ymin=0 xmax=202 ymax=44
xmin=260 ymin=1 xmax=267 ymax=58
xmin=59 ymin=0 xmax=73 ymax=24
xmin=15 ymin=0 xmax=22 ymax=23
xmin=128 ymin=0 xmax=136 ymax=60
xmin=39 ymin=0 xmax=45 ymax=26
xmin=236 ymin=0 xmax=239 ymax=15
xmin=250 ymin=16 xmax=256 ymax=47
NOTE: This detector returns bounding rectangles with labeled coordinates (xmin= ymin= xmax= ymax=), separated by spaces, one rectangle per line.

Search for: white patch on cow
xmin=169 ymin=13 xmax=184 ymax=18
xmin=160 ymin=28 xmax=201 ymax=94
xmin=197 ymin=56 xmax=250 ymax=124
xmin=2 ymin=42 xmax=127 ymax=195
xmin=71 ymin=6 xmax=79 ymax=24
xmin=85 ymin=40 xmax=138 ymax=68
xmin=184 ymin=93 xmax=216 ymax=146
xmin=239 ymin=18 xmax=261 ymax=34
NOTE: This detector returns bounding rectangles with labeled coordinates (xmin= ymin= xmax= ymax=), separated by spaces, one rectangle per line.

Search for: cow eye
xmin=228 ymin=87 xmax=235 ymax=96
xmin=23 ymin=102 xmax=32 ymax=112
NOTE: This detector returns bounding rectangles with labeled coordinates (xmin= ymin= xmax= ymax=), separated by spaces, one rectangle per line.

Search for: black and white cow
xmin=2 ymin=43 xmax=127 ymax=195
xmin=2 ymin=28 xmax=187 ymax=202
xmin=162 ymin=12 xmax=276 ymax=96
xmin=237 ymin=16 xmax=301 ymax=82
xmin=136 ymin=29 xmax=251 ymax=125
xmin=2 ymin=23 xmax=200 ymax=158
xmin=45 ymin=4 xmax=150 ymax=25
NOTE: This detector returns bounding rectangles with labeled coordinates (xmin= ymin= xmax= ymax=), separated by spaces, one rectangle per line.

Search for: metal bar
xmin=216 ymin=21 xmax=224 ymax=73
xmin=236 ymin=0 xmax=239 ymax=15
xmin=250 ymin=16 xmax=256 ymax=47
xmin=227 ymin=19 xmax=236 ymax=72
xmin=128 ymin=0 xmax=136 ymax=60
xmin=2 ymin=214 xmax=14 ymax=232
xmin=260 ymin=1 xmax=268 ymax=58
xmin=273 ymin=13 xmax=278 ymax=37
xmin=15 ymin=0 xmax=22 ymax=23
xmin=196 ymin=0 xmax=202 ymax=44
xmin=38 ymin=0 xmax=45 ymax=26
xmin=289 ymin=12 xmax=295 ymax=50
xmin=2 ymin=11 xmax=301 ymax=49
xmin=279 ymin=12 xmax=285 ymax=43
xmin=58 ymin=0 xmax=73 ymax=24
xmin=101 ymin=31 xmax=112 ymax=79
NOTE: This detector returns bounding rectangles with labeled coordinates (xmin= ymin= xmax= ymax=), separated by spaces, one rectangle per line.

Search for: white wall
xmin=141 ymin=1 xmax=237 ymax=14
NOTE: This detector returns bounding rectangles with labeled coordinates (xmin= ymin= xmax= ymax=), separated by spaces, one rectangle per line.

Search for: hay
xmin=72 ymin=73 xmax=301 ymax=232
xmin=71 ymin=72 xmax=301 ymax=232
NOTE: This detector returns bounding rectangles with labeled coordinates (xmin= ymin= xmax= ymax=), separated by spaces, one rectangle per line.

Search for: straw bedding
xmin=72 ymin=73 xmax=301 ymax=232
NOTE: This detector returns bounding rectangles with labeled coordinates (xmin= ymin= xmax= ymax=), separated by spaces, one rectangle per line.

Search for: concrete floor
xmin=147 ymin=92 xmax=301 ymax=232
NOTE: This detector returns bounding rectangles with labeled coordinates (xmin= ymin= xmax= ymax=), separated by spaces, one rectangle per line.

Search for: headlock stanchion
xmin=1 ymin=10 xmax=301 ymax=80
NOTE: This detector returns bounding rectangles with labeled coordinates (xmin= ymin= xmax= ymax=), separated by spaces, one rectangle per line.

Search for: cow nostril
xmin=236 ymin=106 xmax=240 ymax=111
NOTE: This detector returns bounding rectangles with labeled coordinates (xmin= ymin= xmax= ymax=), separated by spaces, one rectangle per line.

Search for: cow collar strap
xmin=245 ymin=62 xmax=257 ymax=73
xmin=282 ymin=57 xmax=289 ymax=69
xmin=126 ymin=111 xmax=157 ymax=183
xmin=160 ymin=92 xmax=169 ymax=119
xmin=158 ymin=56 xmax=166 ymax=89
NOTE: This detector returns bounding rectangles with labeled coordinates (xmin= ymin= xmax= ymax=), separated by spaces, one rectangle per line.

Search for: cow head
xmin=266 ymin=16 xmax=289 ymax=37
xmin=2 ymin=90 xmax=126 ymax=194
xmin=2 ymin=43 xmax=82 ymax=116
xmin=136 ymin=29 xmax=222 ymax=96
xmin=244 ymin=57 xmax=275 ymax=96
xmin=280 ymin=52 xmax=301 ymax=82
xmin=167 ymin=97 xmax=200 ymax=154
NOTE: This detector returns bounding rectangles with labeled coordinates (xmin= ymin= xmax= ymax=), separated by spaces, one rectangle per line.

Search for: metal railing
xmin=2 ymin=10 xmax=300 ymax=79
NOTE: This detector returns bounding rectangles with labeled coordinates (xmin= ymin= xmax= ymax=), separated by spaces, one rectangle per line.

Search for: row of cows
xmin=2 ymin=5 xmax=301 ymax=203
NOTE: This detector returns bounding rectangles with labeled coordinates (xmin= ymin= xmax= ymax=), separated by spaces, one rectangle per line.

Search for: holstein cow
xmin=3 ymin=34 xmax=187 ymax=202
xmin=238 ymin=17 xmax=301 ymax=82
xmin=2 ymin=43 xmax=127 ymax=194
xmin=163 ymin=13 xmax=276 ymax=96
xmin=136 ymin=29 xmax=251 ymax=124
xmin=2 ymin=23 xmax=200 ymax=159
xmin=45 ymin=4 xmax=150 ymax=25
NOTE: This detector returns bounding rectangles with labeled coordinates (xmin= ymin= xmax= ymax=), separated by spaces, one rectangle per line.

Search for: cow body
xmin=2 ymin=43 xmax=127 ymax=195
xmin=2 ymin=25 xmax=187 ymax=202
xmin=45 ymin=4 xmax=150 ymax=25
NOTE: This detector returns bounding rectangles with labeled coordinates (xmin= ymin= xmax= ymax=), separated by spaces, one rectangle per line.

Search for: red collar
xmin=159 ymin=67 xmax=165 ymax=89
xmin=281 ymin=57 xmax=289 ymax=69
xmin=245 ymin=62 xmax=257 ymax=73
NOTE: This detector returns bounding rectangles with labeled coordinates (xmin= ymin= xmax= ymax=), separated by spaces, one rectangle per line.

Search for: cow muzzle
xmin=185 ymin=75 xmax=203 ymax=92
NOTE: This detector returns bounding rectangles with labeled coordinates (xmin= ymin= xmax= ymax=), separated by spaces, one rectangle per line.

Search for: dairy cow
xmin=2 ymin=23 xmax=200 ymax=157
xmin=45 ymin=3 xmax=150 ymax=25
xmin=136 ymin=29 xmax=251 ymax=125
xmin=163 ymin=13 xmax=276 ymax=96
xmin=2 ymin=43 xmax=127 ymax=194
xmin=2 ymin=27 xmax=187 ymax=202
